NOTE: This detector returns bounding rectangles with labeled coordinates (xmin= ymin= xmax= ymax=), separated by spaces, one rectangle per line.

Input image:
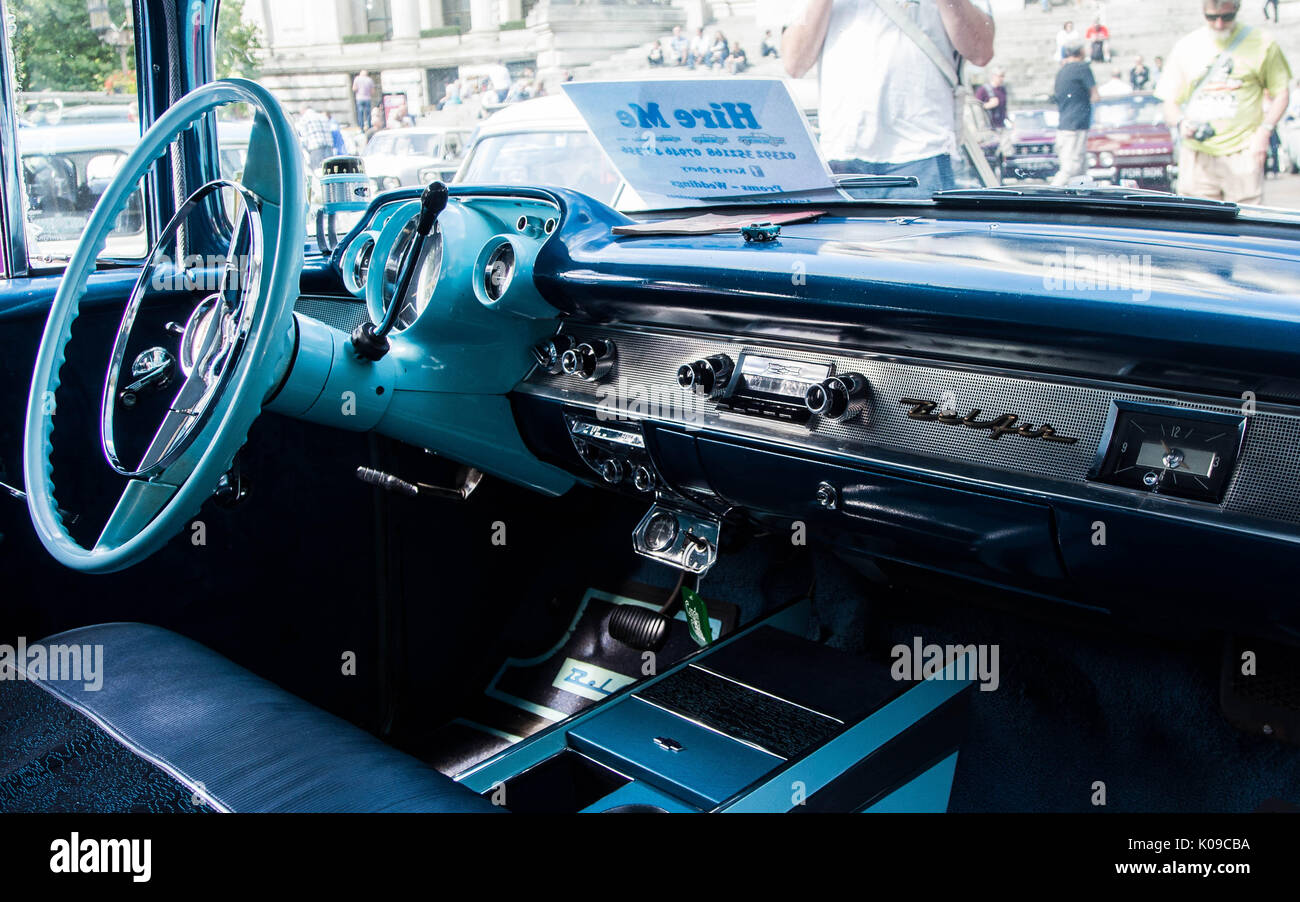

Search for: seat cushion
xmin=1 ymin=623 xmax=500 ymax=813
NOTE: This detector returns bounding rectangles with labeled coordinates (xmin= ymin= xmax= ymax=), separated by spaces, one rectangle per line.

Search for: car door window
xmin=6 ymin=0 xmax=145 ymax=268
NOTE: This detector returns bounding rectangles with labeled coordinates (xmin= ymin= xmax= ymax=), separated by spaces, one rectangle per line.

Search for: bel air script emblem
xmin=899 ymin=398 xmax=1079 ymax=444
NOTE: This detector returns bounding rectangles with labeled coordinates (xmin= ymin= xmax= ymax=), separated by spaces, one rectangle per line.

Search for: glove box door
xmin=694 ymin=437 xmax=1066 ymax=585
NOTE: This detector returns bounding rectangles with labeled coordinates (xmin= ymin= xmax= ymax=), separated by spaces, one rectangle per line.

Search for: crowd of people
xmin=646 ymin=24 xmax=778 ymax=75
xmin=435 ymin=67 xmax=546 ymax=113
xmin=1044 ymin=0 xmax=1290 ymax=204
xmin=778 ymin=0 xmax=1292 ymax=206
xmin=306 ymin=0 xmax=1294 ymax=209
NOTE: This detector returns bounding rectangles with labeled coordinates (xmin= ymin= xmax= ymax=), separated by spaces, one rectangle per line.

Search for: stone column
xmin=419 ymin=0 xmax=445 ymax=30
xmin=333 ymin=0 xmax=353 ymax=42
xmin=498 ymin=0 xmax=523 ymax=23
xmin=391 ymin=0 xmax=422 ymax=39
xmin=470 ymin=0 xmax=498 ymax=31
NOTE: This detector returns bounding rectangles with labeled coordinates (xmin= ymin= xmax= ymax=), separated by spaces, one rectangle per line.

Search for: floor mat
xmin=427 ymin=585 xmax=737 ymax=776
xmin=0 ymin=677 xmax=207 ymax=813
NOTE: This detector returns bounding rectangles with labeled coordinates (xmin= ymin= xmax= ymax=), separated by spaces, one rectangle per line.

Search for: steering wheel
xmin=23 ymin=78 xmax=305 ymax=573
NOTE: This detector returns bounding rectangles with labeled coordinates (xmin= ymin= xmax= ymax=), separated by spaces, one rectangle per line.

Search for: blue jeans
xmin=830 ymin=155 xmax=955 ymax=198
xmin=355 ymin=99 xmax=371 ymax=128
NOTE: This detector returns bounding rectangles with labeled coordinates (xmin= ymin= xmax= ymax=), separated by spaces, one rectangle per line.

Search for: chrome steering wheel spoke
xmin=101 ymin=178 xmax=263 ymax=479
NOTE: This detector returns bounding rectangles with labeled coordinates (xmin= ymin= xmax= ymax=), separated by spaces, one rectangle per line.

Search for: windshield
xmin=187 ymin=3 xmax=1299 ymax=215
xmin=1011 ymin=111 xmax=1059 ymax=132
xmin=1093 ymin=96 xmax=1165 ymax=129
xmin=458 ymin=130 xmax=622 ymax=205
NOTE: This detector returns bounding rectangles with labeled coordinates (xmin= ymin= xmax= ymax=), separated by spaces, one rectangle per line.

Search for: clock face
xmin=1090 ymin=403 xmax=1247 ymax=504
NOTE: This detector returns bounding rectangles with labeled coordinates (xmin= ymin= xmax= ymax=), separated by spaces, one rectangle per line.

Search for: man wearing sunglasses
xmin=1156 ymin=0 xmax=1291 ymax=203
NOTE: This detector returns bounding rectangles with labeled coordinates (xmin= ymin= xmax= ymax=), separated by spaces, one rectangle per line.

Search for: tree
xmin=215 ymin=0 xmax=262 ymax=79
xmin=9 ymin=0 xmax=263 ymax=92
xmin=10 ymin=0 xmax=127 ymax=92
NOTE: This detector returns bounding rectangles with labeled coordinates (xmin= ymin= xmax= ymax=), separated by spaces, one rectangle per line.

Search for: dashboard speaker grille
xmin=293 ymin=296 xmax=371 ymax=334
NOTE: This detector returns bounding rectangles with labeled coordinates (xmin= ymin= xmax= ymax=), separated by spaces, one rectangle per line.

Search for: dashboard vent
xmin=483 ymin=240 xmax=516 ymax=302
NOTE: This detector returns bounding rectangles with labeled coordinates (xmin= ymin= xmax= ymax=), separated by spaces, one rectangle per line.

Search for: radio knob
xmin=561 ymin=339 xmax=617 ymax=382
xmin=805 ymin=373 xmax=869 ymax=422
xmin=632 ymin=465 xmax=655 ymax=492
xmin=676 ymin=354 xmax=734 ymax=397
xmin=599 ymin=457 xmax=625 ymax=485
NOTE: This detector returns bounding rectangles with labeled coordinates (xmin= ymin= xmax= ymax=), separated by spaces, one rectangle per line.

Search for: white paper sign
xmin=562 ymin=79 xmax=835 ymax=206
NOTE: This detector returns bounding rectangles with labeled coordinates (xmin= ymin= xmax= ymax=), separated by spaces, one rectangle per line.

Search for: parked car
xmin=455 ymin=93 xmax=636 ymax=207
xmin=19 ymin=121 xmax=147 ymax=259
xmin=362 ymin=126 xmax=471 ymax=192
xmin=19 ymin=118 xmax=255 ymax=260
xmin=1086 ymin=92 xmax=1176 ymax=191
xmin=1002 ymin=108 xmax=1059 ymax=182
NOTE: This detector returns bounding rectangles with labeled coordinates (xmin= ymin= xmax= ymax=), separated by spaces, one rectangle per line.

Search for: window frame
xmin=0 ymin=0 xmax=27 ymax=278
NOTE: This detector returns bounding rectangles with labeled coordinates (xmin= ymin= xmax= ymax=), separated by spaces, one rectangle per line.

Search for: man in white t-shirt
xmin=1055 ymin=21 xmax=1076 ymax=61
xmin=1098 ymin=68 xmax=1129 ymax=97
xmin=688 ymin=27 xmax=710 ymax=69
xmin=783 ymin=0 xmax=995 ymax=197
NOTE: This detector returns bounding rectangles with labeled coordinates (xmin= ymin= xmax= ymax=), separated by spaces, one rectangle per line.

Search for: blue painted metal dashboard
xmin=303 ymin=188 xmax=1300 ymax=634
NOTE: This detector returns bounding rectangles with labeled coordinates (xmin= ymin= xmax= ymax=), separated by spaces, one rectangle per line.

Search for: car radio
xmin=681 ymin=352 xmax=870 ymax=428
xmin=711 ymin=352 xmax=830 ymax=426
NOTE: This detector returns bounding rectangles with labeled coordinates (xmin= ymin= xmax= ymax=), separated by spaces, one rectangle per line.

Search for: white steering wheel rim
xmin=22 ymin=78 xmax=306 ymax=573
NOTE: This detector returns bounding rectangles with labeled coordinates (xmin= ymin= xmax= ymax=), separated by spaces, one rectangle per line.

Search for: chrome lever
xmin=119 ymin=347 xmax=176 ymax=408
xmin=355 ymin=466 xmax=483 ymax=502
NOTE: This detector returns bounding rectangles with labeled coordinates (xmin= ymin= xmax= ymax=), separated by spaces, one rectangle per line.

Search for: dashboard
xmin=297 ymin=187 xmax=1300 ymax=637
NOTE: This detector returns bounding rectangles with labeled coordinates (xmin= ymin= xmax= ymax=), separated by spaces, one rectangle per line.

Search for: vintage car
xmin=454 ymin=93 xmax=640 ymax=208
xmin=1086 ymin=92 xmax=1177 ymax=191
xmin=1002 ymin=108 xmax=1059 ymax=182
xmin=361 ymin=125 xmax=472 ymax=193
xmin=2 ymin=1 xmax=1300 ymax=856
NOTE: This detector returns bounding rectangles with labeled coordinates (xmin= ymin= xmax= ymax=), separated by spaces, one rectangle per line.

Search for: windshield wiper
xmin=698 ymin=174 xmax=920 ymax=204
xmin=932 ymin=185 xmax=1239 ymax=218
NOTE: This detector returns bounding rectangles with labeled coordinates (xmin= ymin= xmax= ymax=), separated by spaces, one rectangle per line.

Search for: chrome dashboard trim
xmin=517 ymin=323 xmax=1300 ymax=540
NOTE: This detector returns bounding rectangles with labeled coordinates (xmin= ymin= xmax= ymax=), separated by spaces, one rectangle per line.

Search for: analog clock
xmin=1089 ymin=402 xmax=1247 ymax=504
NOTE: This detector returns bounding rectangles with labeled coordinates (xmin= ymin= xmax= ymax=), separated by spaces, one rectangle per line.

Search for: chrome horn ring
xmin=101 ymin=178 xmax=263 ymax=479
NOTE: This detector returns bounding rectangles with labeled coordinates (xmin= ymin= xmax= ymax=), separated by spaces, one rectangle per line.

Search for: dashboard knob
xmin=532 ymin=334 xmax=576 ymax=375
xmin=599 ymin=457 xmax=625 ymax=485
xmin=561 ymin=339 xmax=617 ymax=382
xmin=805 ymin=373 xmax=869 ymax=422
xmin=676 ymin=354 xmax=734 ymax=397
xmin=632 ymin=465 xmax=656 ymax=492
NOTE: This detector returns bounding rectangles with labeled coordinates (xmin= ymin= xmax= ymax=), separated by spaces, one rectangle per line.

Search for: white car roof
xmin=473 ymin=94 xmax=587 ymax=138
